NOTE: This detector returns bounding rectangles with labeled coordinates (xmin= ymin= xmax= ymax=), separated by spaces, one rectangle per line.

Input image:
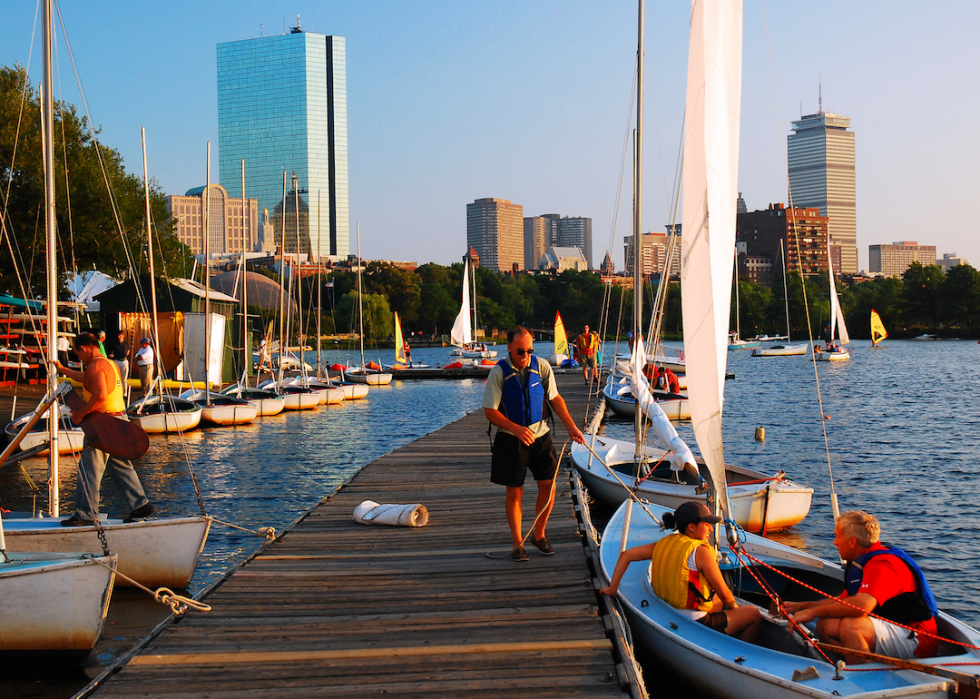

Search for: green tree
xmin=415 ymin=263 xmax=458 ymax=334
xmin=0 ymin=65 xmax=193 ymax=297
xmin=363 ymin=261 xmax=421 ymax=327
xmin=939 ymin=263 xmax=980 ymax=333
xmin=901 ymin=262 xmax=944 ymax=329
xmin=335 ymin=291 xmax=392 ymax=344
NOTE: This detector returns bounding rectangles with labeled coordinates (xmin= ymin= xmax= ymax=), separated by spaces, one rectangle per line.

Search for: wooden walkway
xmin=84 ymin=375 xmax=644 ymax=698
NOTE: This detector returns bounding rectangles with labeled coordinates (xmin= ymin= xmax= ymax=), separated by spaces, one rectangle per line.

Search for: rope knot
xmin=258 ymin=526 xmax=276 ymax=541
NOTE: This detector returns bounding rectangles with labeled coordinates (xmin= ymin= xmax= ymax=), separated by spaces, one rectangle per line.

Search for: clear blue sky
xmin=3 ymin=1 xmax=978 ymax=271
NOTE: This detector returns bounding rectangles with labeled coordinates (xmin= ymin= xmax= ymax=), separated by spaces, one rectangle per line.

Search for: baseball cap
xmin=674 ymin=501 xmax=723 ymax=527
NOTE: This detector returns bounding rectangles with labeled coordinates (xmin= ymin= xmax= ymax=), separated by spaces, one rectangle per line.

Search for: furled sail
xmin=629 ymin=340 xmax=697 ymax=476
xmin=554 ymin=311 xmax=568 ymax=357
xmin=450 ymin=260 xmax=472 ymax=347
xmin=680 ymin=0 xmax=743 ymax=520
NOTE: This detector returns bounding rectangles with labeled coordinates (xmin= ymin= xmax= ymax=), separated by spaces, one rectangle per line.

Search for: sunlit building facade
xmin=467 ymin=198 xmax=524 ymax=272
xmin=217 ymin=28 xmax=348 ymax=260
xmin=167 ymin=184 xmax=258 ymax=256
xmin=869 ymin=241 xmax=937 ymax=277
xmin=788 ymin=112 xmax=856 ymax=274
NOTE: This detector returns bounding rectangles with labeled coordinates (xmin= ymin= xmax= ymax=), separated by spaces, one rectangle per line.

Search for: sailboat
xmin=0 ymin=1 xmax=117 ymax=655
xmin=7 ymin=129 xmax=210 ymax=589
xmin=387 ymin=311 xmax=427 ymax=370
xmin=729 ymin=251 xmax=761 ymax=350
xmin=871 ymin=309 xmax=888 ymax=348
xmin=449 ymin=257 xmax=496 ymax=359
xmin=571 ymin=0 xmax=809 ymax=531
xmin=182 ymin=145 xmax=259 ymax=425
xmin=598 ymin=4 xmax=980 ymax=697
xmin=752 ymin=241 xmax=808 ymax=356
xmin=345 ymin=225 xmax=392 ymax=385
xmin=546 ymin=311 xmax=571 ymax=367
xmin=814 ymin=248 xmax=850 ymax=361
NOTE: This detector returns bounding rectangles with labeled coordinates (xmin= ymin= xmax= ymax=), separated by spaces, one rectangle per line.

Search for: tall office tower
xmin=558 ymin=216 xmax=593 ymax=269
xmin=466 ymin=198 xmax=524 ymax=272
xmin=788 ymin=112 xmax=856 ymax=274
xmin=541 ymin=214 xmax=561 ymax=248
xmin=523 ymin=216 xmax=548 ymax=270
xmin=217 ymin=26 xmax=348 ymax=260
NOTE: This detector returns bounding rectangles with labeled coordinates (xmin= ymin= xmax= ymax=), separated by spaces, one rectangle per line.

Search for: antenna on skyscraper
xmin=260 ymin=23 xmax=263 ymax=37
xmin=818 ymin=73 xmax=823 ymax=113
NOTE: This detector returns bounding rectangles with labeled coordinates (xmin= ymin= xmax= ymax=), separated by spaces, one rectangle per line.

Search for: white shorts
xmin=871 ymin=616 xmax=920 ymax=659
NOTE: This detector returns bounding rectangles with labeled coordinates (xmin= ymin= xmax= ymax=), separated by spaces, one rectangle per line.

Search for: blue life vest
xmin=845 ymin=545 xmax=939 ymax=624
xmin=497 ymin=355 xmax=547 ymax=427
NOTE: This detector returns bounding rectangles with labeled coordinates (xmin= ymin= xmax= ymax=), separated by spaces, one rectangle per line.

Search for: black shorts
xmin=697 ymin=611 xmax=729 ymax=632
xmin=490 ymin=431 xmax=559 ymax=487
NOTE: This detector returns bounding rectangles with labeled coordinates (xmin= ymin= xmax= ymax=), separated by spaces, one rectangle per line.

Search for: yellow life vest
xmin=82 ymin=357 xmax=127 ymax=414
xmin=650 ymin=532 xmax=715 ymax=612
xmin=576 ymin=332 xmax=598 ymax=355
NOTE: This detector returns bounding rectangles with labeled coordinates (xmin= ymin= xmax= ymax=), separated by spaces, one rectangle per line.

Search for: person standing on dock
xmin=52 ymin=331 xmax=154 ymax=526
xmin=574 ymin=324 xmax=600 ymax=384
xmin=135 ymin=337 xmax=155 ymax=395
xmin=483 ymin=326 xmax=585 ymax=562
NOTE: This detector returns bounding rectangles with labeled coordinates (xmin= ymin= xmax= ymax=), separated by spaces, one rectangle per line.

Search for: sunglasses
xmin=515 ymin=348 xmax=535 ymax=356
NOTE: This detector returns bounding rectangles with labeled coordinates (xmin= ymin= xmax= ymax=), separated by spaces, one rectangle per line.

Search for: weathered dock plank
xmin=84 ymin=376 xmax=642 ymax=698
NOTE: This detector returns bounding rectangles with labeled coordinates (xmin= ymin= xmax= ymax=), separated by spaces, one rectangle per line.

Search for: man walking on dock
xmin=483 ymin=326 xmax=584 ymax=562
xmin=574 ymin=324 xmax=600 ymax=384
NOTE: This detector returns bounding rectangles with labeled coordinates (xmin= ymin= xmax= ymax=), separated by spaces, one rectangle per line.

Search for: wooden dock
xmin=83 ymin=375 xmax=644 ymax=698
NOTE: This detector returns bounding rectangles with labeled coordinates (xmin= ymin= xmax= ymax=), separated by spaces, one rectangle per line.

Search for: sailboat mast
xmin=203 ymin=143 xmax=212 ymax=401
xmin=633 ymin=0 xmax=645 ymax=464
xmin=42 ymin=0 xmax=59 ymax=515
xmin=471 ymin=257 xmax=478 ymax=344
xmin=277 ymin=171 xmax=286 ymax=385
xmin=241 ymin=160 xmax=248 ymax=385
xmin=781 ymin=240 xmax=791 ymax=342
xmin=316 ymin=190 xmax=323 ymax=379
xmin=141 ymin=130 xmax=162 ymax=399
xmin=293 ymin=175 xmax=304 ymax=380
xmin=356 ymin=224 xmax=365 ymax=367
xmin=734 ymin=248 xmax=741 ymax=340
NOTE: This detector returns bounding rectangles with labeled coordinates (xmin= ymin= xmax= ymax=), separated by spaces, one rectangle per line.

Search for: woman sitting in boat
xmin=600 ymin=501 xmax=762 ymax=641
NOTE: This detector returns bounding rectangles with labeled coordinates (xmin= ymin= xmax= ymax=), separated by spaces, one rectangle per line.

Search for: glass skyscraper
xmin=787 ymin=112 xmax=856 ymax=274
xmin=217 ymin=29 xmax=348 ymax=260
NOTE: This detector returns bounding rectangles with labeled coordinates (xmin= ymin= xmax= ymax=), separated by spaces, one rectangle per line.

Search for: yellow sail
xmin=554 ymin=311 xmax=568 ymax=357
xmin=870 ymin=309 xmax=888 ymax=347
xmin=394 ymin=312 xmax=407 ymax=364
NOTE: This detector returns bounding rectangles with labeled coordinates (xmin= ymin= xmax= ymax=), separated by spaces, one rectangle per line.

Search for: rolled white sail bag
xmin=353 ymin=500 xmax=429 ymax=527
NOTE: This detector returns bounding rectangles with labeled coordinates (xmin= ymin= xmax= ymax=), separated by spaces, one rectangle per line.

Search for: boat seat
xmin=649 ymin=463 xmax=701 ymax=486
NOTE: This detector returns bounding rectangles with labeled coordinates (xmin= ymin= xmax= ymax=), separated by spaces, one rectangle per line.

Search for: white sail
xmin=828 ymin=250 xmax=850 ymax=345
xmin=680 ymin=0 xmax=743 ymax=519
xmin=629 ymin=341 xmax=696 ymax=474
xmin=450 ymin=260 xmax=472 ymax=347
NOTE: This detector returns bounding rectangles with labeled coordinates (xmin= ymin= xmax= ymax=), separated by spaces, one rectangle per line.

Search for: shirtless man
xmin=53 ymin=331 xmax=154 ymax=526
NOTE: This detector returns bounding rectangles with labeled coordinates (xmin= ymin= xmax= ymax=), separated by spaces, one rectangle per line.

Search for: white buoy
xmin=754 ymin=426 xmax=765 ymax=441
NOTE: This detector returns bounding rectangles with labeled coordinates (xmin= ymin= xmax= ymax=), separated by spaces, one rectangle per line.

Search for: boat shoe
xmin=512 ymin=545 xmax=529 ymax=562
xmin=529 ymin=534 xmax=555 ymax=555
xmin=60 ymin=514 xmax=95 ymax=527
xmin=123 ymin=502 xmax=156 ymax=523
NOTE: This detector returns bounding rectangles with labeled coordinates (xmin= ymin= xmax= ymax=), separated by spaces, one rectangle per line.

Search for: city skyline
xmin=1 ymin=2 xmax=978 ymax=271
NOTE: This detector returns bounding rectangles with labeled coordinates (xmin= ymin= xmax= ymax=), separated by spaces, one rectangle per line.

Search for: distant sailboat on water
xmin=547 ymin=311 xmax=570 ymax=367
xmin=871 ymin=308 xmax=888 ymax=348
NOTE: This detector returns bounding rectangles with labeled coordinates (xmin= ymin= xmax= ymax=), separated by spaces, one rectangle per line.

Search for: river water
xmin=2 ymin=340 xmax=978 ymax=697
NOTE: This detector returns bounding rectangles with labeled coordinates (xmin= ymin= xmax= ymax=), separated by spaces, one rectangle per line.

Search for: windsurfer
xmin=52 ymin=331 xmax=154 ymax=526
xmin=780 ymin=510 xmax=939 ymax=662
xmin=483 ymin=326 xmax=585 ymax=562
xmin=600 ymin=501 xmax=762 ymax=642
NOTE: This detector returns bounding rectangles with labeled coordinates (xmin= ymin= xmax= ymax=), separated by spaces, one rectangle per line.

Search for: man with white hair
xmin=782 ymin=510 xmax=939 ymax=661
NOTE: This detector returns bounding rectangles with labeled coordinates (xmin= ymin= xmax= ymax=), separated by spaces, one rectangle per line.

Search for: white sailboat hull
xmin=337 ymin=382 xmax=369 ymax=400
xmin=604 ymin=382 xmax=690 ymax=421
xmin=0 ymin=551 xmax=116 ymax=653
xmin=600 ymin=500 xmax=976 ymax=699
xmin=3 ymin=516 xmax=210 ymax=588
xmin=346 ymin=370 xmax=392 ymax=386
xmin=751 ymin=343 xmax=808 ymax=357
xmin=200 ymin=402 xmax=259 ymax=425
xmin=219 ymin=387 xmax=287 ymax=417
xmin=127 ymin=396 xmax=203 ymax=434
xmin=814 ymin=346 xmax=850 ymax=362
xmin=5 ymin=415 xmax=85 ymax=454
xmin=572 ymin=436 xmax=811 ymax=533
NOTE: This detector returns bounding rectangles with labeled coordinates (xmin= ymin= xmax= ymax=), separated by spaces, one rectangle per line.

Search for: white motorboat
xmin=126 ymin=394 xmax=203 ymax=433
xmin=3 ymin=515 xmax=209 ymax=589
xmin=220 ymin=384 xmax=287 ymax=416
xmin=753 ymin=343 xmax=807 ymax=357
xmin=0 ymin=548 xmax=117 ymax=655
xmin=572 ymin=435 xmax=811 ymax=533
xmin=4 ymin=407 xmax=85 ymax=455
xmin=180 ymin=390 xmax=259 ymax=425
